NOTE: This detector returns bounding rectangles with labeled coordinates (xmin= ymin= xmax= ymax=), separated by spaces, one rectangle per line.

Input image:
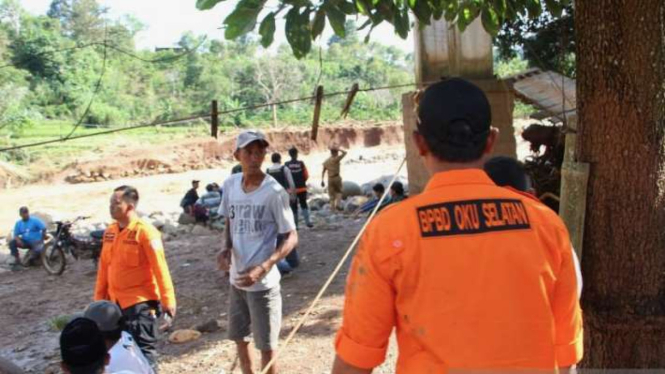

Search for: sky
xmin=21 ymin=0 xmax=414 ymax=53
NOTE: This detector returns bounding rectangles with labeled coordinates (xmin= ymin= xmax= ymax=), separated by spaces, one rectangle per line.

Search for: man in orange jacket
xmin=95 ymin=185 xmax=176 ymax=368
xmin=332 ymin=78 xmax=583 ymax=373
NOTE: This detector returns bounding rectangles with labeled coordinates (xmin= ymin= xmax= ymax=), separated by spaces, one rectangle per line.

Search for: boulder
xmin=191 ymin=225 xmax=215 ymax=236
xmin=344 ymin=196 xmax=368 ymax=213
xmin=194 ymin=319 xmax=222 ymax=333
xmin=149 ymin=211 xmax=165 ymax=218
xmin=161 ymin=223 xmax=179 ymax=236
xmin=168 ymin=329 xmax=201 ymax=344
xmin=341 ymin=181 xmax=362 ymax=198
xmin=307 ymin=197 xmax=327 ymax=212
xmin=178 ymin=213 xmax=196 ymax=225
xmin=308 ymin=183 xmax=325 ymax=195
xmin=0 ymin=250 xmax=11 ymax=265
xmin=177 ymin=225 xmax=193 ymax=235
xmin=152 ymin=219 xmax=166 ymax=230
xmin=209 ymin=219 xmax=226 ymax=231
xmin=308 ymin=196 xmax=329 ymax=211
xmin=32 ymin=211 xmax=55 ymax=230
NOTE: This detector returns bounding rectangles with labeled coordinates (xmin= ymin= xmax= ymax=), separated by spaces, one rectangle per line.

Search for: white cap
xmin=236 ymin=130 xmax=269 ymax=150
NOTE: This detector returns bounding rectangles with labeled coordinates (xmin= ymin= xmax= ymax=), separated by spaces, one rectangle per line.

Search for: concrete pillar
xmin=415 ymin=18 xmax=494 ymax=81
xmin=405 ymin=18 xmax=516 ymax=195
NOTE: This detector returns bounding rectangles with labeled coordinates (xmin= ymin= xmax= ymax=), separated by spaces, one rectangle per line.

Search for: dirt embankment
xmin=59 ymin=123 xmax=404 ymax=184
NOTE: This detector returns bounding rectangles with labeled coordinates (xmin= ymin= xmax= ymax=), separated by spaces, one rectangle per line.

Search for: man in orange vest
xmin=332 ymin=78 xmax=583 ymax=373
xmin=95 ymin=185 xmax=176 ymax=368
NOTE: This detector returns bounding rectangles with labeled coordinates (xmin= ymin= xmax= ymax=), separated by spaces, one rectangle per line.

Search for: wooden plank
xmin=559 ymin=159 xmax=590 ymax=260
xmin=559 ymin=117 xmax=589 ymax=260
xmin=310 ymin=86 xmax=324 ymax=141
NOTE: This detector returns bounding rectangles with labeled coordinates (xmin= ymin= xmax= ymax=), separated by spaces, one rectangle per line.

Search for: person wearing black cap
xmin=179 ymin=180 xmax=200 ymax=215
xmin=332 ymin=78 xmax=583 ymax=373
xmin=84 ymin=301 xmax=154 ymax=374
xmin=60 ymin=317 xmax=110 ymax=374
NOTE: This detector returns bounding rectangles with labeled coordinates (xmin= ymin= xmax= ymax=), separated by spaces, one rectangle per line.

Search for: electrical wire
xmin=0 ymin=80 xmax=433 ymax=153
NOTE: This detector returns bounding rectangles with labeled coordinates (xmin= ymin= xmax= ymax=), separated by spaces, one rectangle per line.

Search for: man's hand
xmin=235 ymin=264 xmax=269 ymax=288
xmin=163 ymin=305 xmax=177 ymax=319
xmin=217 ymin=249 xmax=231 ymax=271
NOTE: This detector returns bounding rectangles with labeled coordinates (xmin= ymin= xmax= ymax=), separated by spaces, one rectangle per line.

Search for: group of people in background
xmin=180 ymin=180 xmax=223 ymax=222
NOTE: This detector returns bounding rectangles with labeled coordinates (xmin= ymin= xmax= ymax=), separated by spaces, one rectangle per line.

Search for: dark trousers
xmin=290 ymin=192 xmax=309 ymax=227
xmin=276 ymin=234 xmax=300 ymax=272
xmin=122 ymin=300 xmax=161 ymax=366
xmin=9 ymin=239 xmax=44 ymax=258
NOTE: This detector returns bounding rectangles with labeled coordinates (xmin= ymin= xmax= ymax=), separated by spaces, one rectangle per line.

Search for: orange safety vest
xmin=94 ymin=217 xmax=176 ymax=310
xmin=335 ymin=169 xmax=583 ymax=372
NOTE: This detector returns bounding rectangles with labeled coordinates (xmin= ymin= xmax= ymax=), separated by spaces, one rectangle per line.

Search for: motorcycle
xmin=38 ymin=216 xmax=105 ymax=275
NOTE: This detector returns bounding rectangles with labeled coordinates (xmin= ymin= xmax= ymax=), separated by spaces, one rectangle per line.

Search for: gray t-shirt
xmin=220 ymin=173 xmax=296 ymax=292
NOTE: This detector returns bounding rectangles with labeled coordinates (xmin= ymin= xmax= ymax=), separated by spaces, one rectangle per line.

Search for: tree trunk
xmin=272 ymin=104 xmax=277 ymax=127
xmin=576 ymin=0 xmax=665 ymax=367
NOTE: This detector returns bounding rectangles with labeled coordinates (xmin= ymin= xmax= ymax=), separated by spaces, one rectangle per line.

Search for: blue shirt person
xmin=9 ymin=207 xmax=46 ymax=269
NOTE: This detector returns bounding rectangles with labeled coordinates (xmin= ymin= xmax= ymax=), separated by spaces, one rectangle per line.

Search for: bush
xmin=48 ymin=314 xmax=75 ymax=332
xmin=84 ymin=103 xmax=130 ymax=127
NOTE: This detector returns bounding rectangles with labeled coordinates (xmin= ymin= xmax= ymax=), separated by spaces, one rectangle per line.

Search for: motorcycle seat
xmin=90 ymin=230 xmax=105 ymax=240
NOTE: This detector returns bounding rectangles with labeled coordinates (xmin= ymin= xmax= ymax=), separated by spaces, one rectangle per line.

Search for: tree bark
xmin=576 ymin=0 xmax=665 ymax=367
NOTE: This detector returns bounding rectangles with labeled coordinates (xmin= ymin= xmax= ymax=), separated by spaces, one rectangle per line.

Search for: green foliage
xmin=259 ymin=13 xmax=276 ymax=47
xmin=494 ymin=56 xmax=529 ymax=78
xmin=195 ymin=0 xmax=224 ymax=11
xmin=200 ymin=0 xmax=571 ymax=57
xmin=49 ymin=314 xmax=74 ymax=331
xmin=0 ymin=1 xmax=414 ymax=163
xmin=223 ymin=0 xmax=266 ymax=40
xmin=494 ymin=56 xmax=536 ymax=118
xmin=495 ymin=4 xmax=575 ymax=77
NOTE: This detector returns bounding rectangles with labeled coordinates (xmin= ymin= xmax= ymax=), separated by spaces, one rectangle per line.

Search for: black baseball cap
xmin=60 ymin=317 xmax=108 ymax=368
xmin=84 ymin=300 xmax=123 ymax=332
xmin=417 ymin=78 xmax=492 ymax=147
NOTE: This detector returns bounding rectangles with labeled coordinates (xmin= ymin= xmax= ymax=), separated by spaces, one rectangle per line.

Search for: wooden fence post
xmin=211 ymin=100 xmax=219 ymax=138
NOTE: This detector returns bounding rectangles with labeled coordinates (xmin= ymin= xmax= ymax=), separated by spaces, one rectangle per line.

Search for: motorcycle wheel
xmin=42 ymin=243 xmax=66 ymax=275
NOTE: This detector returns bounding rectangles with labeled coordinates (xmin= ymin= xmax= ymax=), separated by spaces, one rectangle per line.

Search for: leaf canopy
xmin=199 ymin=0 xmax=571 ymax=58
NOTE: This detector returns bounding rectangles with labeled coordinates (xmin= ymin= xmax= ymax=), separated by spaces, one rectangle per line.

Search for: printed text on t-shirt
xmin=230 ymin=204 xmax=267 ymax=234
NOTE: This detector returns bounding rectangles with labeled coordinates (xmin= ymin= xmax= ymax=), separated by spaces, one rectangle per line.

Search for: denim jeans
xmin=9 ymin=239 xmax=44 ymax=257
xmin=277 ymin=249 xmax=300 ymax=274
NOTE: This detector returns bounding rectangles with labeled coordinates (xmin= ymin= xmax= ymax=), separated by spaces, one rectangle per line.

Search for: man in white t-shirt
xmin=83 ymin=301 xmax=154 ymax=374
xmin=217 ymin=130 xmax=298 ymax=374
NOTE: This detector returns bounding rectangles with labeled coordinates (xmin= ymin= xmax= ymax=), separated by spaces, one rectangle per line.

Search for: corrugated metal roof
xmin=506 ymin=69 xmax=576 ymax=122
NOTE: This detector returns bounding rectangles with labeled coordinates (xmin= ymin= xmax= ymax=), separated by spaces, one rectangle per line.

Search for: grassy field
xmin=1 ymin=101 xmax=535 ymax=172
xmin=0 ymin=119 xmax=223 ymax=168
